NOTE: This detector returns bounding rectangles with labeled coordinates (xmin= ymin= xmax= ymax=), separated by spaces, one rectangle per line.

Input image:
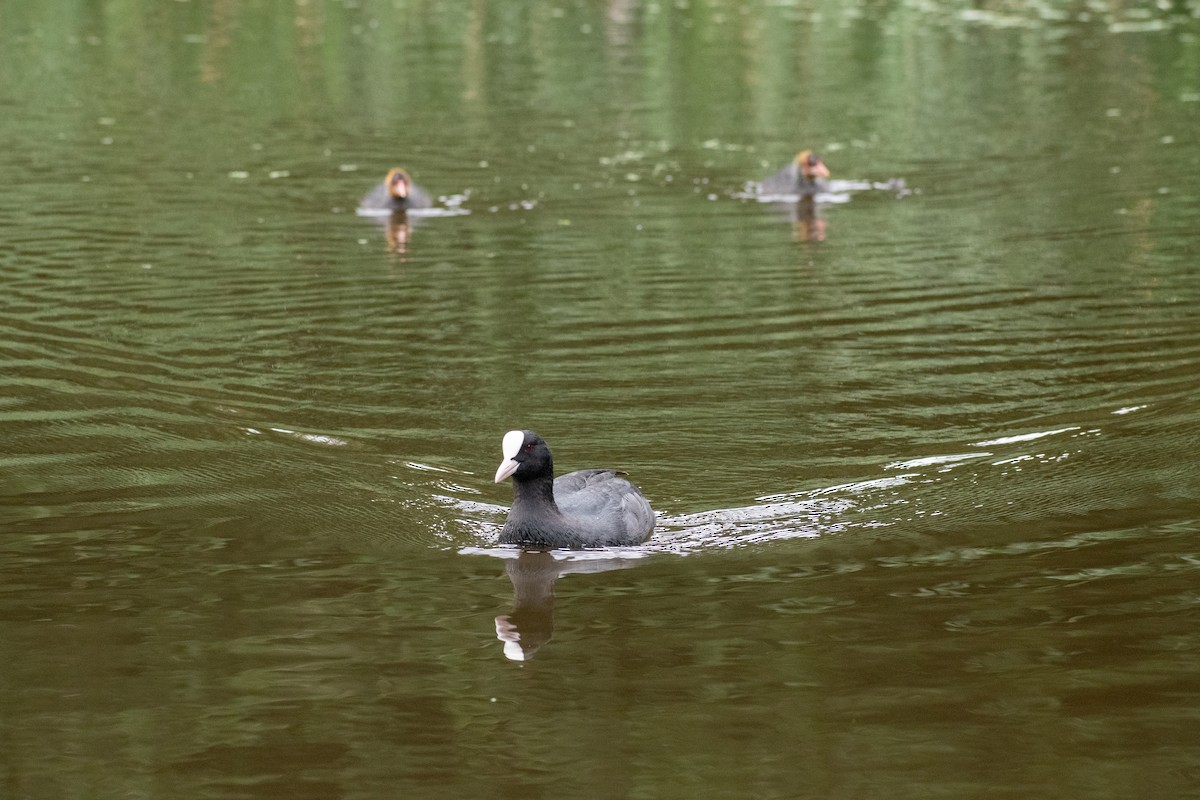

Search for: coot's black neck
xmin=509 ymin=471 xmax=560 ymax=517
xmin=501 ymin=470 xmax=574 ymax=547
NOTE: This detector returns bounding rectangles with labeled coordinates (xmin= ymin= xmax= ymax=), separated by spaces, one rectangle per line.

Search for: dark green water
xmin=3 ymin=1 xmax=1200 ymax=797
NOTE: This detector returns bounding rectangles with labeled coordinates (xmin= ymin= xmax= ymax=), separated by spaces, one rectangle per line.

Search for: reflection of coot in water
xmin=495 ymin=551 xmax=560 ymax=661
xmin=358 ymin=167 xmax=433 ymax=212
xmin=493 ymin=430 xmax=655 ymax=549
xmin=761 ymin=149 xmax=831 ymax=197
xmin=383 ymin=214 xmax=412 ymax=254
xmin=494 ymin=550 xmax=642 ymax=661
xmin=791 ymin=196 xmax=826 ymax=242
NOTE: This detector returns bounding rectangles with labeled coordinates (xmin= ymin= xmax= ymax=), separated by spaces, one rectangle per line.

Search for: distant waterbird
xmin=358 ymin=167 xmax=433 ymax=212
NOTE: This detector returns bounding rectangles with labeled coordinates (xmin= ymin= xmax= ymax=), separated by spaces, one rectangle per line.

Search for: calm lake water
xmin=3 ymin=1 xmax=1200 ymax=797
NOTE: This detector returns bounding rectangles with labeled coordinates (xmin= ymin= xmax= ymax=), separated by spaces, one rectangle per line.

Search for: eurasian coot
xmin=493 ymin=430 xmax=655 ymax=548
xmin=761 ymin=149 xmax=831 ymax=196
xmin=358 ymin=167 xmax=433 ymax=212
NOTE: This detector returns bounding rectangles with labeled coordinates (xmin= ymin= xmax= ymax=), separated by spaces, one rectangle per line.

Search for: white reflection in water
xmin=734 ymin=177 xmax=913 ymax=205
xmin=354 ymin=206 xmax=470 ymax=219
xmin=973 ymin=426 xmax=1082 ymax=447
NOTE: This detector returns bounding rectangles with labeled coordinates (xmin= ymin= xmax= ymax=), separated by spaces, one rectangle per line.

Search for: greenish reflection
xmin=1 ymin=1 xmax=1199 ymax=798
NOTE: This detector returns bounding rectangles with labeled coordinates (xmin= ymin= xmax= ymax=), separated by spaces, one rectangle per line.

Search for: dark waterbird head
xmin=385 ymin=167 xmax=412 ymax=200
xmin=794 ymin=149 xmax=831 ymax=181
xmin=494 ymin=430 xmax=554 ymax=484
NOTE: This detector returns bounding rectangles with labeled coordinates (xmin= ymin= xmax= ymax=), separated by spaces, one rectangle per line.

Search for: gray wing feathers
xmin=555 ymin=469 xmax=654 ymax=544
xmin=619 ymin=491 xmax=655 ymax=543
xmin=761 ymin=163 xmax=799 ymax=195
xmin=359 ymin=181 xmax=392 ymax=210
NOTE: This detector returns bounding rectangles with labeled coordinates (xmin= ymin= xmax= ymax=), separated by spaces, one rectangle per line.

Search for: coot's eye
xmin=523 ymin=443 xmax=535 ymax=452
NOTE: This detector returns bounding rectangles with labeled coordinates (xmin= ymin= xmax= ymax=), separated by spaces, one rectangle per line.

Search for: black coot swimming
xmin=358 ymin=167 xmax=433 ymax=212
xmin=493 ymin=430 xmax=655 ymax=549
xmin=761 ymin=149 xmax=831 ymax=197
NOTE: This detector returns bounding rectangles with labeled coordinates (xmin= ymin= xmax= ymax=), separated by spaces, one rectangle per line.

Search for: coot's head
xmin=793 ymin=150 xmax=831 ymax=180
xmin=385 ymin=167 xmax=412 ymax=200
xmin=494 ymin=429 xmax=553 ymax=483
